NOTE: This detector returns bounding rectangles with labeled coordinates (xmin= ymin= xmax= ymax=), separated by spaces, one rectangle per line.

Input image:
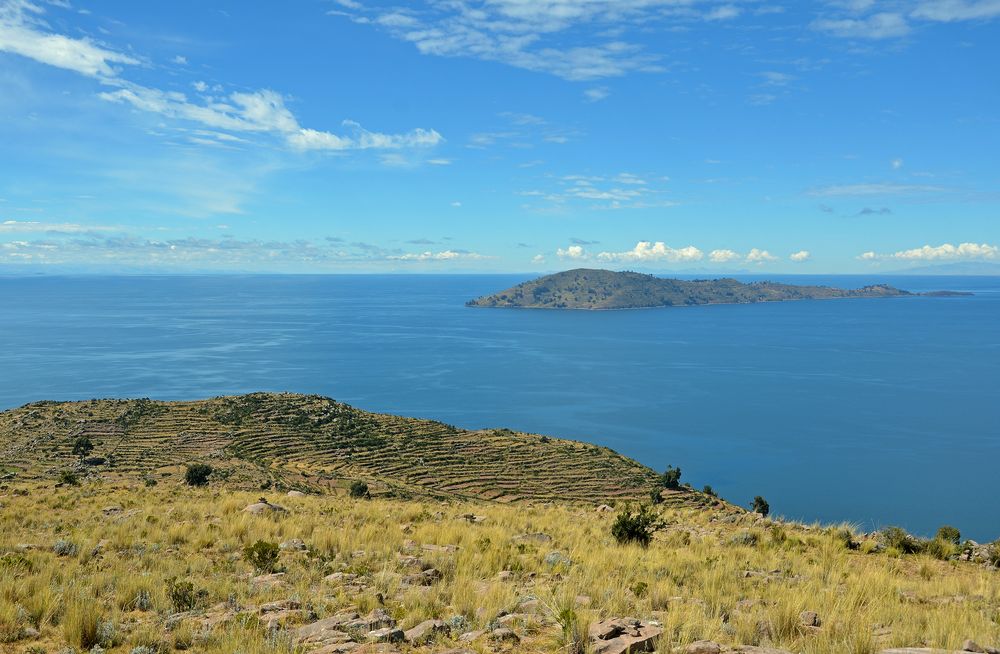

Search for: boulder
xmin=686 ymin=641 xmax=721 ymax=654
xmin=597 ymin=504 xmax=614 ymax=512
xmin=489 ymin=628 xmax=520 ymax=643
xmin=402 ymin=568 xmax=442 ymax=586
xmin=286 ymin=490 xmax=307 ymax=497
xmin=244 ymin=500 xmax=287 ymax=515
xmin=368 ymin=627 xmax=404 ymax=643
xmin=295 ymin=612 xmax=361 ymax=644
xmin=280 ymin=538 xmax=307 ymax=551
xmin=800 ymin=610 xmax=821 ymax=627
xmin=589 ymin=618 xmax=662 ymax=654
xmin=403 ymin=619 xmax=448 ymax=644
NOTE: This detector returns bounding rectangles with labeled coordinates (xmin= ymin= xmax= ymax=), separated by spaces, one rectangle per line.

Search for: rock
xmin=512 ymin=532 xmax=552 ymax=544
xmin=295 ymin=612 xmax=361 ymax=644
xmin=458 ymin=630 xmax=486 ymax=643
xmin=403 ymin=619 xmax=448 ymax=644
xmin=735 ymin=648 xmax=796 ymax=654
xmin=368 ymin=628 xmax=404 ymax=643
xmin=280 ymin=538 xmax=307 ymax=551
xmin=597 ymin=504 xmax=614 ymax=512
xmin=462 ymin=513 xmax=486 ymax=523
xmin=286 ymin=490 xmax=306 ymax=497
xmin=102 ymin=505 xmax=123 ymax=516
xmin=259 ymin=599 xmax=300 ymax=614
xmin=244 ymin=500 xmax=287 ymax=515
xmin=495 ymin=613 xmax=539 ymax=628
xmin=421 ymin=543 xmax=459 ymax=553
xmin=21 ymin=626 xmax=40 ymax=639
xmin=250 ymin=572 xmax=287 ymax=587
xmin=544 ymin=550 xmax=572 ymax=567
xmin=325 ymin=572 xmax=359 ymax=584
xmin=489 ymin=628 xmax=520 ymax=643
xmin=686 ymin=641 xmax=721 ymax=654
xmin=402 ymin=568 xmax=442 ymax=586
xmin=589 ymin=618 xmax=662 ymax=654
xmin=800 ymin=610 xmax=821 ymax=627
xmin=498 ymin=570 xmax=515 ymax=581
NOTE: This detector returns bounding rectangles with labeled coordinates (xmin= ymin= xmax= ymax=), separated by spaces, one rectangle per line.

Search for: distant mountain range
xmin=466 ymin=268 xmax=970 ymax=310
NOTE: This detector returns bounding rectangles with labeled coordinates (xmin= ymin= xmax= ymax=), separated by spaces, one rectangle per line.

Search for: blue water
xmin=1 ymin=274 xmax=998 ymax=540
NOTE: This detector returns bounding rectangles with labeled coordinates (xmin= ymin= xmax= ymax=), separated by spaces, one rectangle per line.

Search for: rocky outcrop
xmin=589 ymin=618 xmax=662 ymax=654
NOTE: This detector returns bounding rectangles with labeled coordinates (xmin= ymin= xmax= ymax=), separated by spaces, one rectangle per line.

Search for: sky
xmin=0 ymin=0 xmax=998 ymax=273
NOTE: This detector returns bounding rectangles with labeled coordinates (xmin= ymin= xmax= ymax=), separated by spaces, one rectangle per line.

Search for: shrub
xmin=72 ymin=436 xmax=94 ymax=458
xmin=649 ymin=486 xmax=663 ymax=504
xmin=987 ymin=543 xmax=1000 ymax=568
xmin=751 ymin=495 xmax=770 ymax=516
xmin=925 ymin=538 xmax=955 ymax=561
xmin=58 ymin=470 xmax=80 ymax=486
xmin=881 ymin=526 xmax=921 ymax=554
xmin=730 ymin=530 xmax=759 ymax=547
xmin=53 ymin=539 xmax=78 ymax=557
xmin=243 ymin=540 xmax=280 ymax=573
xmin=349 ymin=480 xmax=369 ymax=498
xmin=702 ymin=485 xmax=717 ymax=498
xmin=166 ymin=578 xmax=205 ymax=612
xmin=183 ymin=464 xmax=213 ymax=487
xmin=661 ymin=466 xmax=682 ymax=490
xmin=936 ymin=525 xmax=961 ymax=545
xmin=611 ymin=505 xmax=660 ymax=547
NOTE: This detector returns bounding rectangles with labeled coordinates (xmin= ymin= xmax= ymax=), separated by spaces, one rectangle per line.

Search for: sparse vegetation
xmin=751 ymin=495 xmax=770 ymax=516
xmin=349 ymin=480 xmax=370 ymax=498
xmin=610 ymin=504 xmax=661 ymax=547
xmin=243 ymin=539 xmax=280 ymax=573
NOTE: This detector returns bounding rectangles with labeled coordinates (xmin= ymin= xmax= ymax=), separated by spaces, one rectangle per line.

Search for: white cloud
xmin=812 ymin=12 xmax=911 ymax=38
xmin=0 ymin=219 xmax=116 ymax=233
xmin=427 ymin=158 xmax=452 ymax=165
xmin=583 ymin=86 xmax=610 ymax=102
xmin=709 ymin=248 xmax=740 ymax=262
xmin=891 ymin=157 xmax=903 ymax=170
xmin=532 ymin=254 xmax=546 ymax=263
xmin=745 ymin=248 xmax=777 ymax=263
xmin=858 ymin=251 xmax=878 ymax=260
xmin=1 ymin=2 xmax=441 ymax=155
xmin=790 ymin=250 xmax=811 ymax=262
xmin=388 ymin=249 xmax=489 ymax=261
xmin=172 ymin=55 xmax=187 ymax=65
xmin=705 ymin=5 xmax=742 ymax=20
xmin=0 ymin=0 xmax=140 ymax=77
xmin=557 ymin=244 xmax=587 ymax=259
xmin=912 ymin=0 xmax=1000 ymax=22
xmin=450 ymin=201 xmax=462 ymax=207
xmin=597 ymin=241 xmax=703 ymax=263
xmin=885 ymin=242 xmax=998 ymax=261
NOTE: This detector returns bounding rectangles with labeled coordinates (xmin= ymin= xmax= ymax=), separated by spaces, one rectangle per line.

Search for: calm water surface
xmin=1 ymin=274 xmax=997 ymax=540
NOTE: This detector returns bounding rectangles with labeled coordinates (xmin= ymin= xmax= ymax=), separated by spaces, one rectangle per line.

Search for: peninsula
xmin=467 ymin=268 xmax=964 ymax=310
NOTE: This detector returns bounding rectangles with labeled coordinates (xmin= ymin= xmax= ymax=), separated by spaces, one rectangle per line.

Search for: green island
xmin=466 ymin=268 xmax=971 ymax=310
xmin=0 ymin=393 xmax=998 ymax=654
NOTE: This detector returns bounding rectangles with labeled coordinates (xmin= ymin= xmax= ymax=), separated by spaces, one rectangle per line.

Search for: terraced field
xmin=0 ymin=393 xmax=684 ymax=505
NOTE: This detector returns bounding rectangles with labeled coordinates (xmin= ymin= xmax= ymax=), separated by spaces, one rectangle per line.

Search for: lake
xmin=1 ymin=273 xmax=997 ymax=540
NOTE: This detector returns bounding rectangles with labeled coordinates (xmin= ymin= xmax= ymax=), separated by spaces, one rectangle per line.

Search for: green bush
xmin=702 ymin=485 xmax=717 ymax=498
xmin=936 ymin=525 xmax=961 ymax=545
xmin=882 ymin=526 xmax=921 ymax=554
xmin=59 ymin=469 xmax=80 ymax=486
xmin=925 ymin=538 xmax=955 ymax=560
xmin=649 ymin=486 xmax=663 ymax=504
xmin=661 ymin=466 xmax=681 ymax=490
xmin=349 ymin=480 xmax=369 ymax=498
xmin=611 ymin=505 xmax=660 ymax=547
xmin=751 ymin=495 xmax=770 ymax=516
xmin=243 ymin=540 xmax=280 ymax=573
xmin=184 ymin=464 xmax=213 ymax=487
xmin=166 ymin=578 xmax=206 ymax=611
xmin=72 ymin=436 xmax=94 ymax=458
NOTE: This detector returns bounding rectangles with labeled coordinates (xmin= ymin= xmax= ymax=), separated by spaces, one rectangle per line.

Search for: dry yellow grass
xmin=0 ymin=481 xmax=997 ymax=654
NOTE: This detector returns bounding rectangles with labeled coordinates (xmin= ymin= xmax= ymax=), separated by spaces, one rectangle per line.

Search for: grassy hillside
xmin=466 ymin=269 xmax=912 ymax=310
xmin=0 ymin=484 xmax=997 ymax=654
xmin=0 ymin=393 xmax=671 ymax=505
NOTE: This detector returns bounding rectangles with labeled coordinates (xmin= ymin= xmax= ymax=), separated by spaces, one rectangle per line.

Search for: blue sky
xmin=0 ymin=0 xmax=998 ymax=273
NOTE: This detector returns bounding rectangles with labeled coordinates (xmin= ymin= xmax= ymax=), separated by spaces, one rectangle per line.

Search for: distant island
xmin=467 ymin=268 xmax=971 ymax=310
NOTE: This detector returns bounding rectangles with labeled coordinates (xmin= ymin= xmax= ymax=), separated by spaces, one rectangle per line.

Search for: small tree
xmin=243 ymin=540 xmax=280 ymax=573
xmin=349 ymin=480 xmax=369 ymax=498
xmin=661 ymin=466 xmax=682 ymax=490
xmin=649 ymin=486 xmax=663 ymax=504
xmin=751 ymin=495 xmax=769 ymax=516
xmin=184 ymin=463 xmax=213 ymax=487
xmin=936 ymin=525 xmax=961 ymax=545
xmin=72 ymin=436 xmax=94 ymax=459
xmin=702 ymin=485 xmax=717 ymax=498
xmin=610 ymin=505 xmax=661 ymax=547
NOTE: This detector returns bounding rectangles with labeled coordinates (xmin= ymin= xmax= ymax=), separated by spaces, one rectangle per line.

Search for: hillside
xmin=467 ymin=269 xmax=918 ymax=310
xmin=0 ymin=392 xmax=677 ymax=506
